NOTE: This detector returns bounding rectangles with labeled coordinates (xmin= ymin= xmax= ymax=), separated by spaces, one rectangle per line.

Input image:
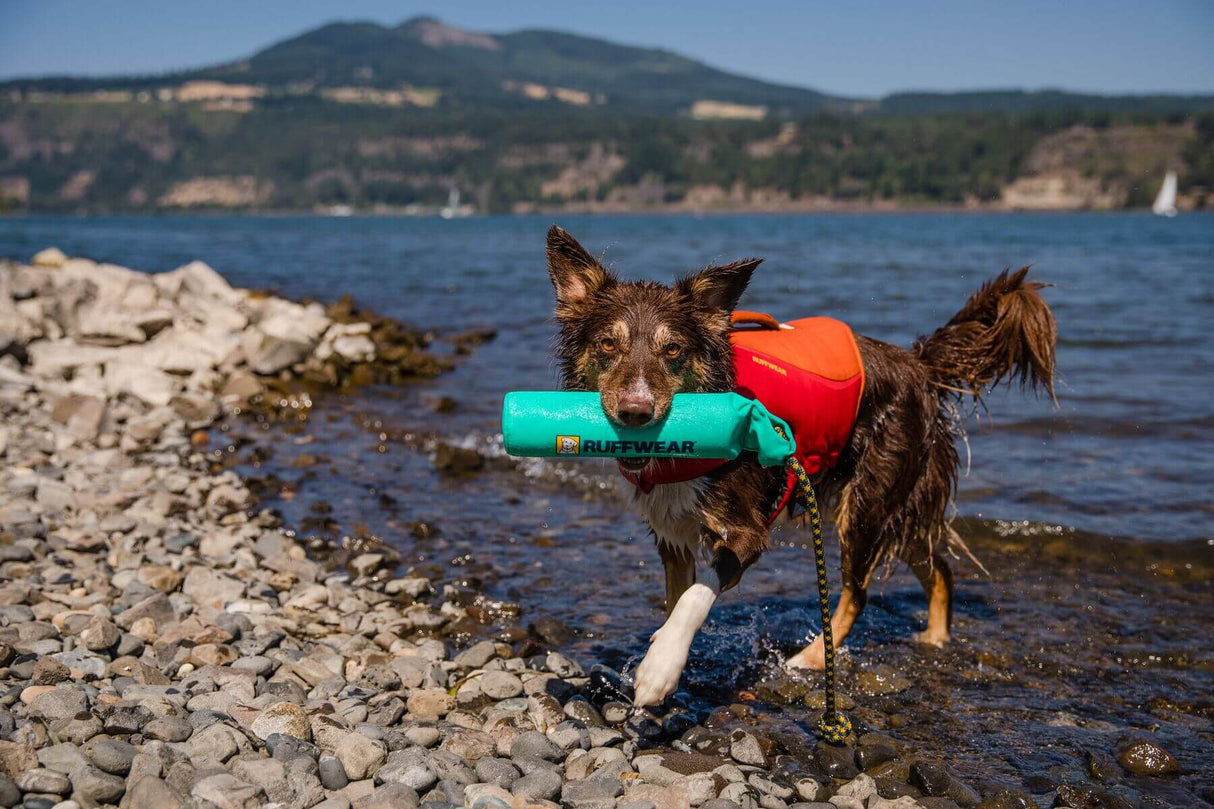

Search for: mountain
xmin=1 ymin=17 xmax=1211 ymax=214
xmin=214 ymin=17 xmax=845 ymax=114
xmin=6 ymin=17 xmax=1211 ymax=116
xmin=4 ymin=16 xmax=846 ymax=116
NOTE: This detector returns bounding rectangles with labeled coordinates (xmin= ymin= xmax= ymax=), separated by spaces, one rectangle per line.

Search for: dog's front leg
xmin=633 ymin=528 xmax=763 ymax=706
xmin=633 ymin=561 xmax=719 ymax=707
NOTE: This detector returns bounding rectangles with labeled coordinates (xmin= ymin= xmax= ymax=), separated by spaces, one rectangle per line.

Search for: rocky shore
xmin=0 ymin=249 xmax=1129 ymax=809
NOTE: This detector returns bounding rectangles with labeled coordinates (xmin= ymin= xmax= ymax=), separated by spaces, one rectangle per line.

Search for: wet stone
xmin=813 ymin=742 xmax=858 ymax=780
xmin=530 ymin=616 xmax=574 ymax=645
xmin=874 ymin=777 xmax=920 ymax=800
xmin=974 ymin=788 xmax=1035 ymax=809
xmin=855 ymin=742 xmax=896 ymax=772
xmin=1052 ymin=784 xmax=1135 ymax=809
xmin=1116 ymin=739 xmax=1181 ymax=776
xmin=730 ymin=731 xmax=770 ymax=767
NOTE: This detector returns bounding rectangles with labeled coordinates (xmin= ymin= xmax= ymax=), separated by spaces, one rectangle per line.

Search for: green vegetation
xmin=1 ymin=99 xmax=1206 ymax=212
xmin=1 ymin=17 xmax=1210 ymax=212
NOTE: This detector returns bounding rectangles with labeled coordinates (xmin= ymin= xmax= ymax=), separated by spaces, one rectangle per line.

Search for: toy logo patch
xmin=556 ymin=435 xmax=581 ymax=454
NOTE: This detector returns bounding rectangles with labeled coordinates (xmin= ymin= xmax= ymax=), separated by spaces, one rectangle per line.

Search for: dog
xmin=545 ymin=225 xmax=1056 ymax=707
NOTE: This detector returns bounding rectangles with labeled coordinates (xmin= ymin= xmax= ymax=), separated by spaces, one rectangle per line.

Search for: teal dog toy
xmin=501 ymin=391 xmax=795 ymax=466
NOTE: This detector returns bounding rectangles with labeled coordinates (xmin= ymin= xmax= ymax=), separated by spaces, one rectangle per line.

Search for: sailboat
xmin=1152 ymin=171 xmax=1178 ymax=217
xmin=440 ymin=188 xmax=472 ymax=219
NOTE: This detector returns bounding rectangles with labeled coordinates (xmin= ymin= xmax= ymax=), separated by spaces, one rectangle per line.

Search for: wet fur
xmin=547 ymin=225 xmax=1056 ymax=680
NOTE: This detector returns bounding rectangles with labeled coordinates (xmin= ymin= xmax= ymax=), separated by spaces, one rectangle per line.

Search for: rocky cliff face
xmin=1000 ymin=123 xmax=1197 ymax=210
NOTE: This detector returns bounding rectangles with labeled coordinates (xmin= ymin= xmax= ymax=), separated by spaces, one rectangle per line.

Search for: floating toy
xmin=501 ymin=391 xmax=795 ymax=467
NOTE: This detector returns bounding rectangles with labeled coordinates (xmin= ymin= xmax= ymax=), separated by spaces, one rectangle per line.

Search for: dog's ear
xmin=678 ymin=258 xmax=762 ymax=312
xmin=547 ymin=226 xmax=615 ymax=313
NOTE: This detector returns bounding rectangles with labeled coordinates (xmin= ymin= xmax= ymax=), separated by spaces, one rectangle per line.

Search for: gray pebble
xmin=68 ymin=764 xmax=126 ymax=804
xmin=353 ymin=782 xmax=419 ymax=809
xmin=512 ymin=766 xmax=562 ymax=801
xmin=480 ymin=670 xmax=523 ymax=700
xmin=375 ymin=749 xmax=436 ymax=792
xmin=548 ymin=719 xmax=592 ymax=752
xmin=143 ymin=716 xmax=193 ymax=742
xmin=319 ymin=754 xmax=348 ymax=790
xmin=86 ymin=737 xmax=138 ymax=775
xmin=510 ymin=730 xmax=565 ymax=762
xmin=475 ymin=757 xmax=521 ymax=788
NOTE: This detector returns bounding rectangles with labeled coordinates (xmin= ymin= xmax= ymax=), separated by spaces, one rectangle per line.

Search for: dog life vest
xmin=623 ymin=311 xmax=865 ymax=522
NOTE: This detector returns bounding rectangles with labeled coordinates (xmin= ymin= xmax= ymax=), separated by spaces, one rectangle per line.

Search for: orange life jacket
xmin=623 ymin=311 xmax=865 ymax=522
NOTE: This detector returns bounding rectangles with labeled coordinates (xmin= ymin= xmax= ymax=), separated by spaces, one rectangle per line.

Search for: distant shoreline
xmin=0 ymin=204 xmax=1196 ymax=219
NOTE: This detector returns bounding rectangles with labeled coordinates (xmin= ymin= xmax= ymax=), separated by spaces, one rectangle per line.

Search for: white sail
xmin=440 ymin=187 xmax=472 ymax=218
xmin=1152 ymin=171 xmax=1178 ymax=217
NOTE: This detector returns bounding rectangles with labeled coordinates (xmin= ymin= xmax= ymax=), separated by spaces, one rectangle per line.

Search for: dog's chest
xmin=636 ymin=480 xmax=707 ymax=557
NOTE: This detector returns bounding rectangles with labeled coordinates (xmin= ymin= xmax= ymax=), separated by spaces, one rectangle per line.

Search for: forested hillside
xmin=2 ymin=17 xmax=1210 ymax=212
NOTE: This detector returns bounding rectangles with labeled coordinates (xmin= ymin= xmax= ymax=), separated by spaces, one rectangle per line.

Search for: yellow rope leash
xmin=774 ymin=425 xmax=853 ymax=743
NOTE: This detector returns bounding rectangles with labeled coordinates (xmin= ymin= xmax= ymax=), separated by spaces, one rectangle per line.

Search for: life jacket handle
xmin=730 ymin=310 xmax=782 ymax=330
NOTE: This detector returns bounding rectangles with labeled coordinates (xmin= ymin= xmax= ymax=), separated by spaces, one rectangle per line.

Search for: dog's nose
xmin=616 ymin=396 xmax=655 ymax=427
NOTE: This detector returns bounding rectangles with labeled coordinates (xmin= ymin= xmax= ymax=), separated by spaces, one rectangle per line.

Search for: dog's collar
xmin=620 ymin=457 xmax=731 ymax=493
xmin=622 ymin=456 xmax=797 ymax=526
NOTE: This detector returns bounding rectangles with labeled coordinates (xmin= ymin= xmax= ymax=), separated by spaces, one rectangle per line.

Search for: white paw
xmin=632 ymin=627 xmax=689 ymax=707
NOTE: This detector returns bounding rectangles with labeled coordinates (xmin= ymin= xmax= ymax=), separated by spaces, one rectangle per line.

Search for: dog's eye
xmin=599 ymin=338 xmax=616 ymax=353
xmin=664 ymin=343 xmax=683 ymax=359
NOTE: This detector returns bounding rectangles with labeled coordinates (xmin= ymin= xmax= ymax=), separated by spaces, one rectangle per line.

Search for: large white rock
xmin=75 ymin=305 xmax=148 ymax=346
xmin=32 ymin=247 xmax=68 ymax=267
xmin=161 ymin=261 xmax=249 ymax=334
xmin=137 ymin=326 xmax=231 ymax=374
xmin=245 ymin=300 xmax=331 ymax=375
xmin=28 ymin=339 xmax=117 ymax=379
xmin=56 ymin=259 xmax=154 ymax=308
xmin=315 ymin=322 xmax=375 ymax=364
xmin=104 ymin=361 xmax=178 ymax=406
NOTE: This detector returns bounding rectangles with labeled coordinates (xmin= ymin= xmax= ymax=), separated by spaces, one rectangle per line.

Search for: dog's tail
xmin=914 ymin=267 xmax=1056 ymax=407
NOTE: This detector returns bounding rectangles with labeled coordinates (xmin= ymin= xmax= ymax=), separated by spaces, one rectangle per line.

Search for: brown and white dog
xmin=545 ymin=225 xmax=1056 ymax=707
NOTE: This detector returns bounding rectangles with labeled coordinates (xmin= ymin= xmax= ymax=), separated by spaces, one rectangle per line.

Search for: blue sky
xmin=0 ymin=0 xmax=1210 ymax=96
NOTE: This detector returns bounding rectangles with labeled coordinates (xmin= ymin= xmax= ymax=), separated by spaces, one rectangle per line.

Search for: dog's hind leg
xmin=907 ymin=551 xmax=953 ymax=646
xmin=787 ymin=483 xmax=881 ymax=671
xmin=786 ymin=570 xmax=869 ymax=671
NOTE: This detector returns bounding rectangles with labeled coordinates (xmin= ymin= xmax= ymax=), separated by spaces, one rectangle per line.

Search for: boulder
xmin=245 ymin=300 xmax=330 ymax=375
xmin=76 ymin=305 xmax=148 ymax=346
xmin=104 ymin=361 xmax=177 ymax=406
xmin=32 ymin=247 xmax=68 ymax=268
xmin=316 ymin=322 xmax=376 ymax=364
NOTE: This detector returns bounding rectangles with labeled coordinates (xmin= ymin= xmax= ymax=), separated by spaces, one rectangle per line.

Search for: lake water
xmin=3 ymin=212 xmax=1210 ymax=542
xmin=2 ymin=213 xmax=1211 ymax=804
